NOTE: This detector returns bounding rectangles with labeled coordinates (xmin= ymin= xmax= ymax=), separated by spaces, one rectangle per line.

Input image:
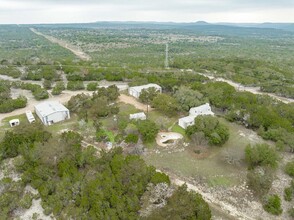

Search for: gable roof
xmin=129 ymin=83 xmax=161 ymax=93
xmin=35 ymin=101 xmax=69 ymax=118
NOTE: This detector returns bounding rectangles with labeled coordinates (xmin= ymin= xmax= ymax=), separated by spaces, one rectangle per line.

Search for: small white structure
xmin=128 ymin=83 xmax=162 ymax=99
xmin=35 ymin=101 xmax=70 ymax=126
xmin=178 ymin=103 xmax=214 ymax=129
xmin=178 ymin=115 xmax=196 ymax=130
xmin=25 ymin=110 xmax=35 ymax=123
xmin=9 ymin=119 xmax=20 ymax=127
xmin=129 ymin=112 xmax=146 ymax=121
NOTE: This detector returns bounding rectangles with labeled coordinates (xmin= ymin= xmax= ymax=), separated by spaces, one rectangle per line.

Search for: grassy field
xmin=143 ymin=118 xmax=268 ymax=187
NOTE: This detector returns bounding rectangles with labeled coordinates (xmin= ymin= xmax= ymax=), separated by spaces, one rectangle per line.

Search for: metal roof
xmin=35 ymin=101 xmax=69 ymax=118
xmin=179 ymin=115 xmax=196 ymax=123
xmin=129 ymin=83 xmax=161 ymax=93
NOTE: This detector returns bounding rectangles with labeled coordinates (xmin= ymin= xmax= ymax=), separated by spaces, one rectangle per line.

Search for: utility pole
xmin=165 ymin=43 xmax=169 ymax=69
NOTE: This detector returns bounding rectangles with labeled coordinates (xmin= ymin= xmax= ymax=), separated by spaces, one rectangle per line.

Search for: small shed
xmin=128 ymin=83 xmax=162 ymax=99
xmin=129 ymin=112 xmax=146 ymax=121
xmin=9 ymin=119 xmax=20 ymax=127
xmin=25 ymin=110 xmax=35 ymax=123
xmin=178 ymin=115 xmax=196 ymax=129
xmin=35 ymin=101 xmax=70 ymax=126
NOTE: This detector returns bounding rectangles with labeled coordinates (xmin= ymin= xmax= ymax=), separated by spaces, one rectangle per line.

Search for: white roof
xmin=179 ymin=115 xmax=196 ymax=123
xmin=35 ymin=101 xmax=69 ymax=117
xmin=130 ymin=112 xmax=146 ymax=118
xmin=9 ymin=119 xmax=20 ymax=123
xmin=129 ymin=83 xmax=161 ymax=93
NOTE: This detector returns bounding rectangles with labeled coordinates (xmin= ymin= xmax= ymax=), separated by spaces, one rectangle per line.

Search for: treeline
xmin=172 ymin=56 xmax=294 ymax=98
xmin=0 ymin=123 xmax=211 ymax=219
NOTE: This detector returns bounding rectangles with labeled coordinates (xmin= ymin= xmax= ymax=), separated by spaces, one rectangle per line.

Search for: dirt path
xmin=195 ymin=71 xmax=294 ymax=104
xmin=30 ymin=28 xmax=91 ymax=61
xmin=118 ymin=94 xmax=153 ymax=112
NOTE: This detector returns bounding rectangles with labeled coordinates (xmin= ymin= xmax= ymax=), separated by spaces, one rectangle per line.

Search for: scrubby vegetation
xmin=0 ymin=123 xmax=210 ymax=219
xmin=186 ymin=116 xmax=229 ymax=146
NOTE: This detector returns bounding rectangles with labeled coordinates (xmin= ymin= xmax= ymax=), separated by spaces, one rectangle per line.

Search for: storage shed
xmin=35 ymin=101 xmax=70 ymax=126
xmin=129 ymin=112 xmax=146 ymax=121
xmin=9 ymin=119 xmax=20 ymax=127
xmin=128 ymin=83 xmax=162 ymax=99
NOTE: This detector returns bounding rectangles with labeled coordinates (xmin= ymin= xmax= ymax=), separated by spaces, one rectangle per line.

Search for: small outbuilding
xmin=178 ymin=115 xmax=196 ymax=130
xmin=128 ymin=83 xmax=162 ymax=99
xmin=35 ymin=101 xmax=70 ymax=126
xmin=25 ymin=110 xmax=36 ymax=123
xmin=129 ymin=112 xmax=146 ymax=121
xmin=178 ymin=103 xmax=214 ymax=129
xmin=9 ymin=119 xmax=20 ymax=127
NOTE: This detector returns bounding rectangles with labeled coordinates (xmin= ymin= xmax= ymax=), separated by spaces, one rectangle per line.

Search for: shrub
xmin=245 ymin=143 xmax=279 ymax=169
xmin=151 ymin=172 xmax=171 ymax=185
xmin=125 ymin=134 xmax=139 ymax=144
xmin=285 ymin=161 xmax=294 ymax=177
xmin=247 ymin=167 xmax=274 ymax=198
xmin=86 ymin=82 xmax=98 ymax=91
xmin=288 ymin=207 xmax=294 ymax=218
xmin=67 ymin=81 xmax=85 ymax=91
xmin=263 ymin=194 xmax=283 ymax=215
xmin=284 ymin=187 xmax=293 ymax=201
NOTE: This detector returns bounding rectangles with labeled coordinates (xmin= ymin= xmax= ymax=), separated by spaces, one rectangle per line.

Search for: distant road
xmin=30 ymin=28 xmax=91 ymax=61
xmin=194 ymin=71 xmax=294 ymax=104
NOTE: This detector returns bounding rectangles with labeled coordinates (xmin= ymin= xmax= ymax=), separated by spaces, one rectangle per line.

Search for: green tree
xmin=137 ymin=120 xmax=159 ymax=143
xmin=152 ymin=94 xmax=179 ymax=117
xmin=174 ymin=86 xmax=205 ymax=111
xmin=147 ymin=184 xmax=211 ymax=220
xmin=186 ymin=116 xmax=229 ymax=146
xmin=139 ymin=87 xmax=159 ymax=104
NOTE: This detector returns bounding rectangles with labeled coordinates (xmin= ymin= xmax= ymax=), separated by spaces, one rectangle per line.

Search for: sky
xmin=0 ymin=0 xmax=294 ymax=24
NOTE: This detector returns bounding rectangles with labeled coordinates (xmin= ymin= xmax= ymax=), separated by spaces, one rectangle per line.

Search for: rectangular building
xmin=35 ymin=101 xmax=70 ymax=126
xmin=128 ymin=83 xmax=162 ymax=99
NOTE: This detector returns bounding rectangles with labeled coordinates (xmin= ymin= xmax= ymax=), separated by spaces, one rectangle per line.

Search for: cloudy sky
xmin=0 ymin=0 xmax=294 ymax=24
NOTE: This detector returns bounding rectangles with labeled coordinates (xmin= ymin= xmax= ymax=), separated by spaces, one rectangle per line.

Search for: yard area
xmin=143 ymin=118 xmax=268 ymax=187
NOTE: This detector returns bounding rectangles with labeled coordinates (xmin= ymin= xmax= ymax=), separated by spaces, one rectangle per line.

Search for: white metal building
xmin=129 ymin=112 xmax=146 ymax=121
xmin=178 ymin=103 xmax=214 ymax=129
xmin=34 ymin=101 xmax=70 ymax=126
xmin=128 ymin=83 xmax=162 ymax=99
xmin=189 ymin=103 xmax=214 ymax=116
xmin=178 ymin=115 xmax=196 ymax=130
xmin=25 ymin=110 xmax=36 ymax=123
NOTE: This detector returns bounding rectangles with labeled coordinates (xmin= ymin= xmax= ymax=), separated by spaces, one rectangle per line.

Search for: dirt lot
xmin=118 ymin=94 xmax=153 ymax=112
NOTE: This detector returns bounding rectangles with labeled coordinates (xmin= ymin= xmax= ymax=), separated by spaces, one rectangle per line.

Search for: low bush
xmin=263 ymin=194 xmax=283 ymax=215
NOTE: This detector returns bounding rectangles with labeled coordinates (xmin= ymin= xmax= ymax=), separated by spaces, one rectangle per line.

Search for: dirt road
xmin=195 ymin=71 xmax=294 ymax=104
xmin=30 ymin=28 xmax=91 ymax=61
xmin=118 ymin=94 xmax=153 ymax=112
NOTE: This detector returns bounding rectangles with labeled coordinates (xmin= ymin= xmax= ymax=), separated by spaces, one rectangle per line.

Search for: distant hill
xmin=217 ymin=22 xmax=294 ymax=32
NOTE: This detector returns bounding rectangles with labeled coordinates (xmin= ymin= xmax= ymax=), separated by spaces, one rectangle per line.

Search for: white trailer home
xmin=189 ymin=103 xmax=214 ymax=116
xmin=128 ymin=83 xmax=162 ymax=99
xmin=35 ymin=101 xmax=70 ymax=126
xmin=178 ymin=103 xmax=214 ymax=129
